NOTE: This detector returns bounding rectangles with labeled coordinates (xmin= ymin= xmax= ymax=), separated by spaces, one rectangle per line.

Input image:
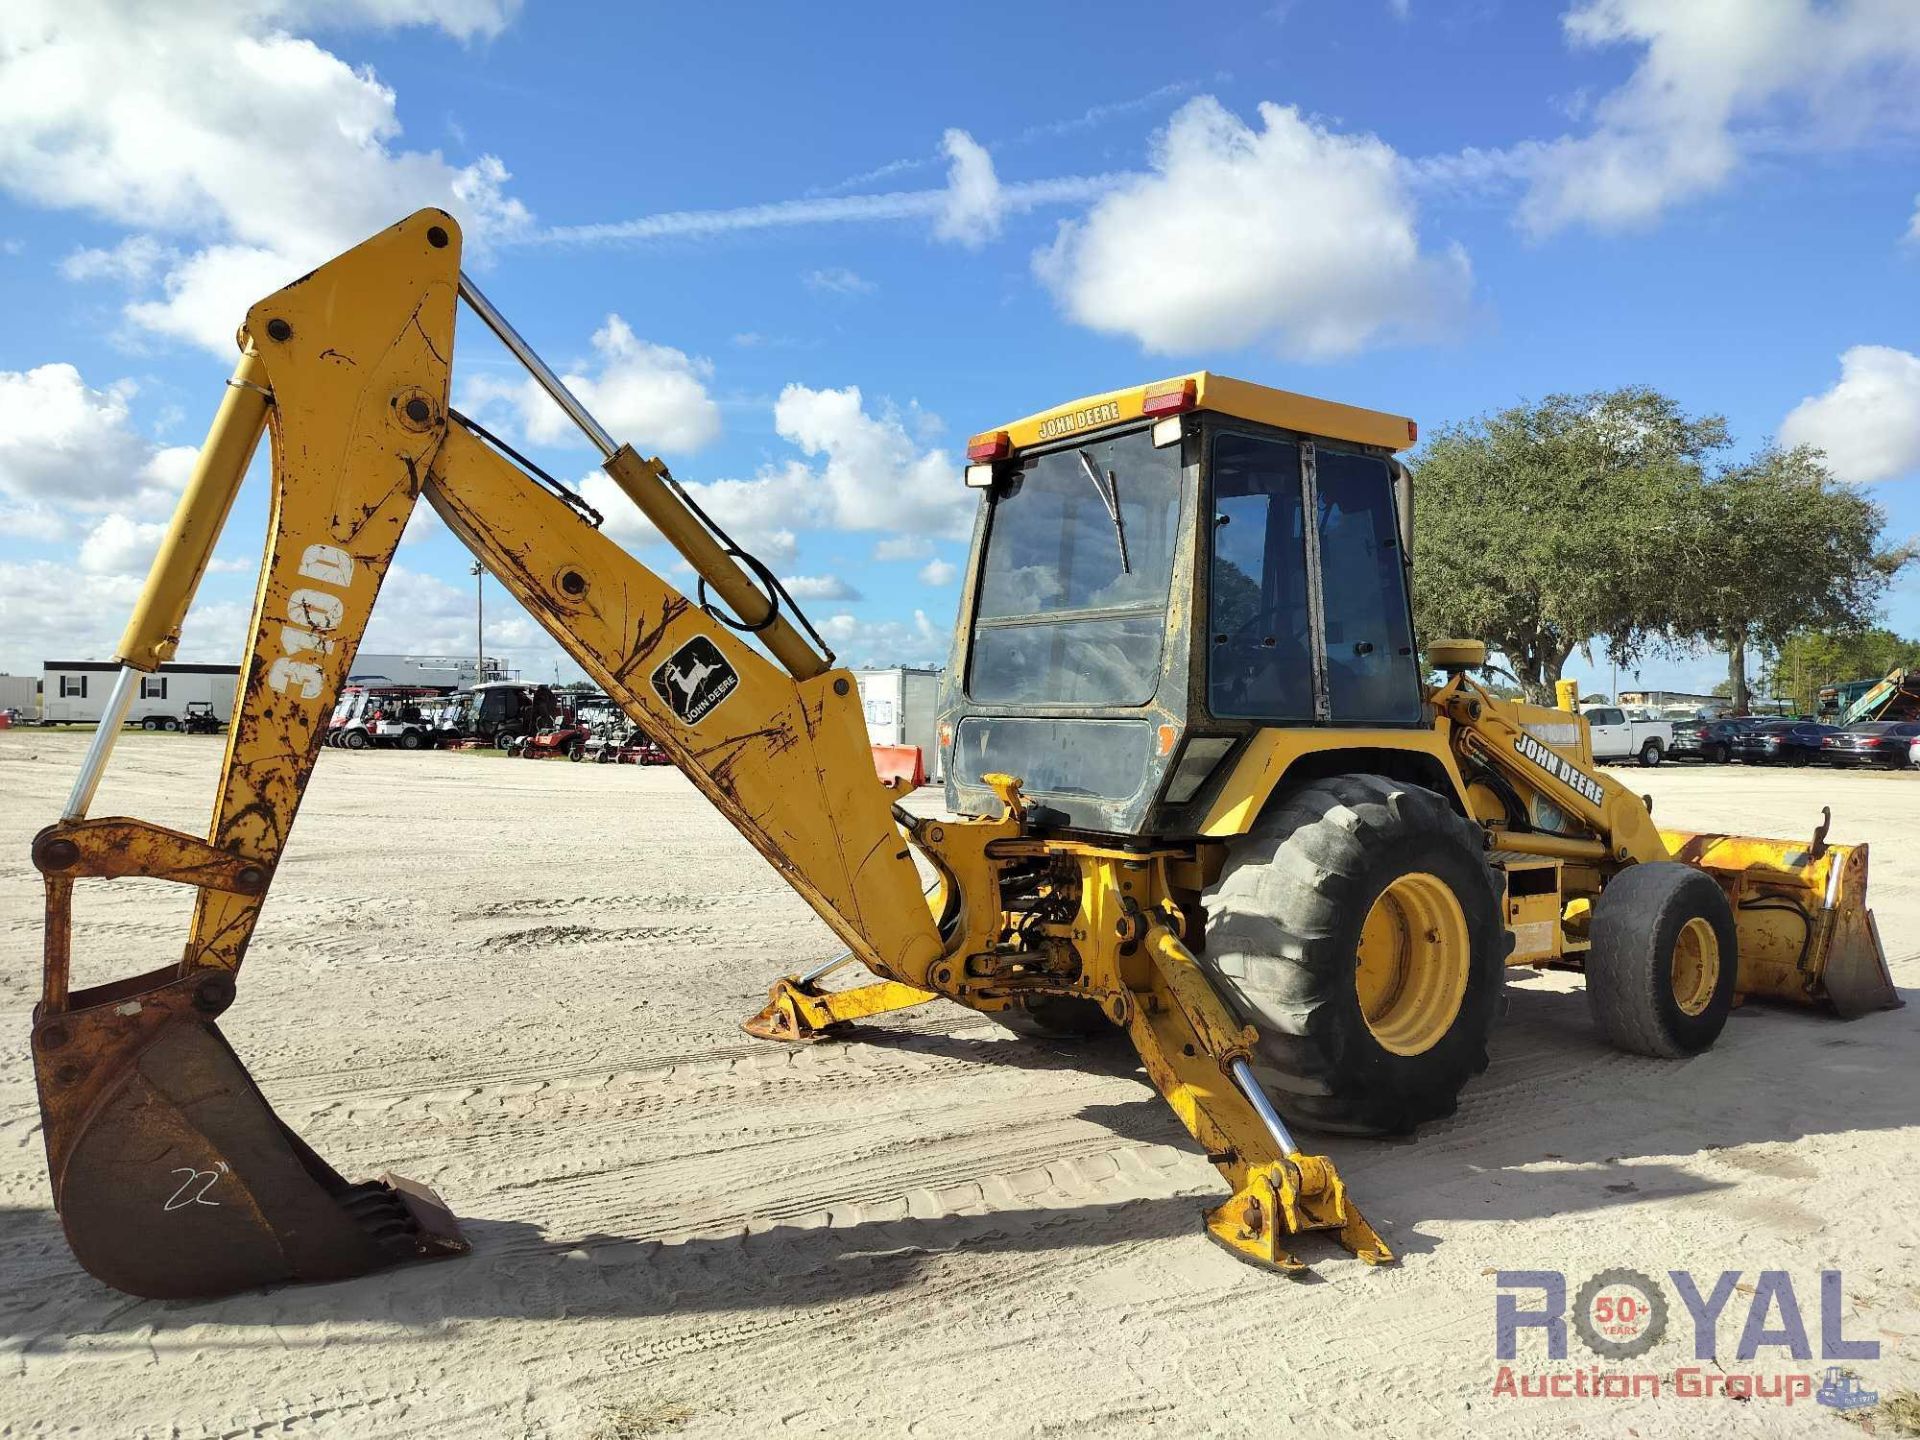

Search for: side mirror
xmin=1390 ymin=459 xmax=1414 ymax=555
xmin=1425 ymin=638 xmax=1486 ymax=674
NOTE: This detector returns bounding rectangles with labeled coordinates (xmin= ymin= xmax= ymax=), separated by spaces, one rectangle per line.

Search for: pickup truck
xmin=1579 ymin=704 xmax=1672 ymax=766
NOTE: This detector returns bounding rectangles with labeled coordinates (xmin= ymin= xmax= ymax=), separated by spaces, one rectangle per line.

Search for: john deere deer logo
xmin=651 ymin=635 xmax=739 ymax=725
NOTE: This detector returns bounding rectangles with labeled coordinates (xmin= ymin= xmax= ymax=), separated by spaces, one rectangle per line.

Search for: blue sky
xmin=3 ymin=0 xmax=1918 ymax=696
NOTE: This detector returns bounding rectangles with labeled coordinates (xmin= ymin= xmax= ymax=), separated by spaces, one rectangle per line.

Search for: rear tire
xmin=1704 ymin=742 xmax=1729 ymax=765
xmin=1585 ymin=862 xmax=1736 ymax=1057
xmin=162 ymin=718 xmax=180 ymax=732
xmin=399 ymin=731 xmax=423 ymax=750
xmin=1201 ymin=775 xmax=1508 ymax=1136
xmin=1638 ymin=739 xmax=1663 ymax=767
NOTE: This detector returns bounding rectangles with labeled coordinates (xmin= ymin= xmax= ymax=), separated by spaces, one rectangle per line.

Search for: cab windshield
xmin=967 ymin=428 xmax=1181 ymax=706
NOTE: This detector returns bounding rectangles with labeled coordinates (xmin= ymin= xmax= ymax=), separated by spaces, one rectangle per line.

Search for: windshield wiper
xmin=1076 ymin=449 xmax=1130 ymax=574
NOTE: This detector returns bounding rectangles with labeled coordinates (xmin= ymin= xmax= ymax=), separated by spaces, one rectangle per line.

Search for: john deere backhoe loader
xmin=30 ymin=211 xmax=1900 ymax=1300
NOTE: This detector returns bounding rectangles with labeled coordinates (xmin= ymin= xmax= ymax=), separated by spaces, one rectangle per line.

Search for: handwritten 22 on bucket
xmin=1491 ymin=1268 xmax=1883 ymax=1409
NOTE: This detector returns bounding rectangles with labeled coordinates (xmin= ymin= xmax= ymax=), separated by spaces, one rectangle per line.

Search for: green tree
xmin=1673 ymin=446 xmax=1906 ymax=713
xmin=1410 ymin=387 xmax=1727 ymax=703
xmin=1763 ymin=626 xmax=1920 ymax=715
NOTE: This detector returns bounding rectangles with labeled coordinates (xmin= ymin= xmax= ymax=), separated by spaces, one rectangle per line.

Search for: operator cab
xmin=940 ymin=373 xmax=1420 ymax=837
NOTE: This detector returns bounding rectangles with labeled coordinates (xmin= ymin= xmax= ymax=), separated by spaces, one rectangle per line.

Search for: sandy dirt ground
xmin=0 ymin=730 xmax=1915 ymax=1439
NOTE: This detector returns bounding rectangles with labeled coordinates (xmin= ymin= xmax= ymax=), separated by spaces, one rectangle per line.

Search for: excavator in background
xmin=30 ymin=212 xmax=1901 ymax=1301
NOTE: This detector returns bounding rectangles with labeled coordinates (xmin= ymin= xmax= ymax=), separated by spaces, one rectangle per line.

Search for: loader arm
xmin=1433 ymin=671 xmax=1897 ymax=1015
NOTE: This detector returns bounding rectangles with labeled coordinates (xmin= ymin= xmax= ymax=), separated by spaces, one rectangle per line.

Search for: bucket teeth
xmin=34 ymin=969 xmax=468 ymax=1299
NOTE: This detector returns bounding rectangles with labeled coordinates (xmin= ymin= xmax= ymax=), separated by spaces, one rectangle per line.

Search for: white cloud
xmin=78 ymin=513 xmax=167 ymax=575
xmin=0 ymin=559 xmax=252 ymax=671
xmin=535 ymin=161 xmax=1116 ymax=248
xmin=781 ymin=574 xmax=863 ymax=601
xmin=772 ymin=384 xmax=973 ymax=539
xmin=59 ymin=235 xmax=172 ymax=285
xmin=1035 ymin=98 xmax=1471 ymax=358
xmin=1780 ymin=345 xmax=1920 ymax=484
xmin=818 ymin=609 xmax=950 ymax=668
xmin=0 ymin=364 xmax=162 ymax=506
xmin=0 ymin=0 xmax=532 ymax=355
xmin=0 ymin=500 xmax=68 ymax=543
xmin=1514 ymin=1 xmax=1920 ymax=236
xmin=804 ymin=266 xmax=877 ymax=296
xmin=918 ymin=558 xmax=957 ymax=586
xmin=361 ymin=560 xmax=575 ymax=680
xmin=578 ymin=386 xmax=968 ymax=585
xmin=935 ymin=129 xmax=1004 ymax=246
xmin=461 ymin=314 xmax=720 ymax=454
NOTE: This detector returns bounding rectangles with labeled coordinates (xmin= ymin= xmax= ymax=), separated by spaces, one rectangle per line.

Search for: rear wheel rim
xmin=1671 ymin=916 xmax=1720 ymax=1017
xmin=1354 ymin=872 xmax=1471 ymax=1056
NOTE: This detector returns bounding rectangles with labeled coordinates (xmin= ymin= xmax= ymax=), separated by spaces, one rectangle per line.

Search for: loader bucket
xmin=33 ymin=964 xmax=466 ymax=1299
xmin=1660 ymin=822 xmax=1902 ymax=1018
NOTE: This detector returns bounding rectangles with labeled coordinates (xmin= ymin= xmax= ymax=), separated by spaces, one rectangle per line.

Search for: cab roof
xmin=991 ymin=371 xmax=1417 ymax=454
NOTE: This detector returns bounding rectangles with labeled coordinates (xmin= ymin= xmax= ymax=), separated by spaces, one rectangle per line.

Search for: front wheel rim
xmin=1354 ymin=872 xmax=1472 ymax=1056
xmin=1671 ymin=915 xmax=1721 ymax=1017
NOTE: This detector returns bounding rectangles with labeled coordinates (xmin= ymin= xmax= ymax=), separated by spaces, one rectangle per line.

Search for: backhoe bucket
xmin=1660 ymin=823 xmax=1902 ymax=1018
xmin=33 ymin=965 xmax=466 ymax=1299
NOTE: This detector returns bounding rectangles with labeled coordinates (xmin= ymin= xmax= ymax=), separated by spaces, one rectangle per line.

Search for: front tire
xmin=1202 ymin=775 xmax=1508 ymax=1136
xmin=341 ymin=729 xmax=369 ymax=750
xmin=1585 ymin=862 xmax=1736 ymax=1057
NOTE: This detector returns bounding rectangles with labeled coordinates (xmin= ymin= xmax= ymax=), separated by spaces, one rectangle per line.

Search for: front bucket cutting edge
xmin=34 ymin=966 xmax=467 ymax=1299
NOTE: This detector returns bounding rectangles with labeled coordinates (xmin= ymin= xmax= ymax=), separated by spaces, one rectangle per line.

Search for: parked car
xmin=1669 ymin=716 xmax=1761 ymax=764
xmin=1732 ymin=720 xmax=1839 ymax=766
xmin=1822 ymin=720 xmax=1920 ymax=769
xmin=1579 ymin=704 xmax=1673 ymax=766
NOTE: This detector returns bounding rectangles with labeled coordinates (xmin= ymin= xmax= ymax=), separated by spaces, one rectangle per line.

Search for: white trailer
xmin=42 ymin=661 xmax=240 ymax=728
xmin=0 ymin=673 xmax=39 ymax=720
xmin=853 ymin=666 xmax=943 ymax=779
xmin=350 ymin=653 xmax=504 ymax=689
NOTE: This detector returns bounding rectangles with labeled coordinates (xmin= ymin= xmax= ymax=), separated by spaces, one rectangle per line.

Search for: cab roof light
xmin=967 ymin=430 xmax=1012 ymax=462
xmin=1141 ymin=379 xmax=1196 ymax=418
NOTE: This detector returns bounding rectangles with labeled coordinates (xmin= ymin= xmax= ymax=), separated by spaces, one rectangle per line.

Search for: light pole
xmin=471 ymin=561 xmax=484 ymax=684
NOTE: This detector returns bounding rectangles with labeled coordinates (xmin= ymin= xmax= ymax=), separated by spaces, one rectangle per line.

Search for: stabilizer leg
xmin=743 ymin=974 xmax=939 ymax=1042
xmin=1123 ymin=919 xmax=1392 ymax=1275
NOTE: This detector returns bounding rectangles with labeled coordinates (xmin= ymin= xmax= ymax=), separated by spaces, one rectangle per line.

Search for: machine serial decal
xmin=1512 ymin=733 xmax=1606 ymax=806
xmin=651 ymin=634 xmax=739 ymax=725
xmin=1036 ymin=400 xmax=1121 ymax=441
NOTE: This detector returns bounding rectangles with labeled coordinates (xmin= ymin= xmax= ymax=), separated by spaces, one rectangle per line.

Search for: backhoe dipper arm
xmin=28 ymin=210 xmax=941 ymax=1299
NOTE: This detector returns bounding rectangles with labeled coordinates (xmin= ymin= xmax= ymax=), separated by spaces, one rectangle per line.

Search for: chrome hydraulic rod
xmin=61 ymin=668 xmax=140 ymax=821
xmin=458 ymin=272 xmax=616 ymax=460
xmin=457 ymin=271 xmax=828 ymax=681
xmin=1229 ymin=1056 xmax=1301 ymax=1157
xmin=64 ymin=349 xmax=270 ymax=822
xmin=799 ymin=950 xmax=857 ymax=986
